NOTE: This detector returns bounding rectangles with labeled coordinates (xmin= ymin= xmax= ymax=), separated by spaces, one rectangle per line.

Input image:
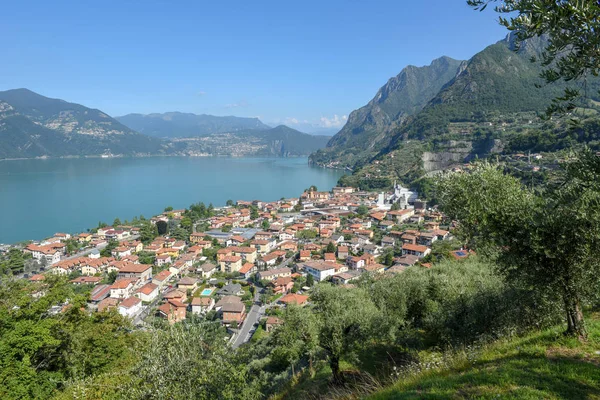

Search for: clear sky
xmin=0 ymin=0 xmax=507 ymax=131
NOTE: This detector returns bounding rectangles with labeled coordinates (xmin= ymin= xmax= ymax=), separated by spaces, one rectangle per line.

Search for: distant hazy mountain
xmin=176 ymin=124 xmax=330 ymax=157
xmin=310 ymin=56 xmax=464 ymax=167
xmin=0 ymin=89 xmax=168 ymax=159
xmin=264 ymin=121 xmax=340 ymax=136
xmin=245 ymin=125 xmax=330 ymax=156
xmin=117 ymin=112 xmax=271 ymax=138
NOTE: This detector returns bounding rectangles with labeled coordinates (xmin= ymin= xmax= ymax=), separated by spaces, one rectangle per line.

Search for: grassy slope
xmin=369 ymin=313 xmax=600 ymax=400
xmin=274 ymin=314 xmax=600 ymax=400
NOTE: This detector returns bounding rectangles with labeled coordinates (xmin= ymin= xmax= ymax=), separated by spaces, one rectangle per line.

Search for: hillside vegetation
xmin=369 ymin=314 xmax=600 ymax=400
xmin=313 ymin=34 xmax=600 ymax=191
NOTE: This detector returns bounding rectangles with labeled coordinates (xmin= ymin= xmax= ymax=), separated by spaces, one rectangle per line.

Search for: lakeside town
xmin=1 ymin=183 xmax=468 ymax=347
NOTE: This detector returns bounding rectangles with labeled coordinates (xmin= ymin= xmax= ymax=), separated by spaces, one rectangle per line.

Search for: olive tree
xmin=310 ymin=284 xmax=379 ymax=382
xmin=437 ymin=154 xmax=600 ymax=339
xmin=271 ymin=304 xmax=319 ymax=375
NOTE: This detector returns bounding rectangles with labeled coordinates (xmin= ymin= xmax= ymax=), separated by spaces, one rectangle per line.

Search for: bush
xmin=367 ymin=257 xmax=561 ymax=347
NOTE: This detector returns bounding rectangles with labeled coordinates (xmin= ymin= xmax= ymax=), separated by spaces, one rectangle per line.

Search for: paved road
xmin=232 ymin=302 xmax=266 ymax=349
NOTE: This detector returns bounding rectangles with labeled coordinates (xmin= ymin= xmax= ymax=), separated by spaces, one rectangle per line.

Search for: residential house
xmin=271 ymin=276 xmax=294 ymax=294
xmin=111 ymin=246 xmax=132 ymax=259
xmin=401 ymin=243 xmax=431 ymax=259
xmin=395 ymin=254 xmax=420 ymax=267
xmin=98 ymin=297 xmax=119 ymax=313
xmin=337 ymin=246 xmax=349 ymax=260
xmin=265 ymin=316 xmax=283 ymax=332
xmin=239 ymin=262 xmax=256 ymax=279
xmin=198 ymin=263 xmax=217 ymax=278
xmin=178 ymin=277 xmax=198 ymax=292
xmin=331 ymin=270 xmax=361 ymax=285
xmin=324 ymin=253 xmax=336 ymax=263
xmin=259 ymin=251 xmax=286 ymax=268
xmin=163 ymin=288 xmax=187 ymax=303
xmin=346 ymin=256 xmax=365 ymax=270
xmin=251 ymin=239 xmax=275 ymax=255
xmin=363 ymin=263 xmax=386 ymax=274
xmin=157 ymin=300 xmax=187 ymax=324
xmin=387 ymin=209 xmax=415 ymax=223
xmin=117 ymin=263 xmax=152 ymax=282
xmin=300 ymin=261 xmax=336 ymax=282
xmin=70 ymin=276 xmax=102 ymax=285
xmin=221 ymin=300 xmax=246 ymax=325
xmin=298 ymin=250 xmax=311 ymax=262
xmin=118 ymin=296 xmax=142 ymax=318
xmin=191 ymin=297 xmax=215 ymax=315
xmin=135 ymin=282 xmax=160 ymax=302
xmin=278 ymin=293 xmax=309 ymax=306
xmin=257 ymin=267 xmax=292 ymax=281
xmin=110 ymin=278 xmax=137 ymax=299
xmin=219 ymin=255 xmax=243 ymax=273
xmin=152 ymin=269 xmax=172 ymax=287
xmin=381 ymin=236 xmax=396 ymax=247
xmin=217 ymin=283 xmax=243 ymax=296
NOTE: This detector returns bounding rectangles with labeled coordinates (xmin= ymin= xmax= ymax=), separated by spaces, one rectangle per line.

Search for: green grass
xmin=368 ymin=313 xmax=600 ymax=400
xmin=273 ymin=314 xmax=600 ymax=400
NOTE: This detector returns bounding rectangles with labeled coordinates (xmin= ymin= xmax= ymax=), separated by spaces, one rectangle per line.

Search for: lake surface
xmin=0 ymin=157 xmax=345 ymax=244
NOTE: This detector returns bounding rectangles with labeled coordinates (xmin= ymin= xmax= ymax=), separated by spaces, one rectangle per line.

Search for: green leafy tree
xmin=164 ymin=206 xmax=173 ymax=212
xmin=122 ymin=323 xmax=259 ymax=400
xmin=310 ymin=284 xmax=379 ymax=382
xmin=112 ymin=217 xmax=121 ymax=227
xmin=261 ymin=219 xmax=270 ymax=230
xmin=226 ymin=199 xmax=234 ymax=207
xmin=356 ymin=205 xmax=369 ymax=216
xmin=437 ymin=155 xmax=600 ymax=339
xmin=250 ymin=206 xmax=259 ymax=220
xmin=156 ymin=220 xmax=168 ymax=236
xmin=272 ymin=305 xmax=319 ymax=375
xmin=171 ymin=227 xmax=189 ymax=241
xmin=325 ymin=242 xmax=336 ymax=254
xmin=100 ymin=239 xmax=119 ymax=258
xmin=297 ymin=230 xmax=317 ymax=240
xmin=139 ymin=221 xmax=158 ymax=244
xmin=306 ymin=274 xmax=314 ymax=287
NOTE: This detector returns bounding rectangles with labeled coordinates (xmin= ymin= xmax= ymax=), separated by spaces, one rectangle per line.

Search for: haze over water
xmin=0 ymin=157 xmax=345 ymax=244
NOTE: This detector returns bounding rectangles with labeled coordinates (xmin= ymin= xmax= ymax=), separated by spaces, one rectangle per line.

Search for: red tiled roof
xmin=279 ymin=293 xmax=309 ymax=305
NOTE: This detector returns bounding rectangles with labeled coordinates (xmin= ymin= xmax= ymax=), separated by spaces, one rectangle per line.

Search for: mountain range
xmin=311 ymin=33 xmax=600 ymax=187
xmin=0 ymin=90 xmax=328 ymax=159
xmin=116 ymin=112 xmax=270 ymax=138
xmin=0 ymin=89 xmax=168 ymax=159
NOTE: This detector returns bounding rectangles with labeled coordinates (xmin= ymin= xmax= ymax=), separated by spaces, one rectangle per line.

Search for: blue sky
xmin=0 ymin=1 xmax=507 ymax=132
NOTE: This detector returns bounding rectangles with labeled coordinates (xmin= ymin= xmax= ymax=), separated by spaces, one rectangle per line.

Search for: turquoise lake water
xmin=0 ymin=157 xmax=345 ymax=244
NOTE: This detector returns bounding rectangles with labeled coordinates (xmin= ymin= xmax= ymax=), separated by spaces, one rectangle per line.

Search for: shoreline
xmin=0 ymin=154 xmax=318 ymax=162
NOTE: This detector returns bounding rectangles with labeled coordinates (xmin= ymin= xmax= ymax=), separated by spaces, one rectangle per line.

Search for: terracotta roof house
xmin=135 ymin=282 xmax=159 ymax=302
xmin=191 ymin=297 xmax=215 ymax=315
xmin=279 ymin=293 xmax=309 ymax=306
xmin=118 ymin=296 xmax=142 ymax=318
xmin=98 ymin=297 xmax=119 ymax=313
xmin=266 ymin=316 xmax=283 ymax=332
xmin=157 ymin=299 xmax=187 ymax=324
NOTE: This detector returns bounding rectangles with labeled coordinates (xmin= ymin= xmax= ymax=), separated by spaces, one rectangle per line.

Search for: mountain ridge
xmin=310 ymin=56 xmax=464 ymax=168
xmin=116 ymin=111 xmax=271 ymax=138
xmin=0 ymin=89 xmax=169 ymax=159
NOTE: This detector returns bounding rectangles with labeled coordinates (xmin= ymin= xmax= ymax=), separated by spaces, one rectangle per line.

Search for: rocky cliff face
xmin=310 ymin=56 xmax=464 ymax=169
